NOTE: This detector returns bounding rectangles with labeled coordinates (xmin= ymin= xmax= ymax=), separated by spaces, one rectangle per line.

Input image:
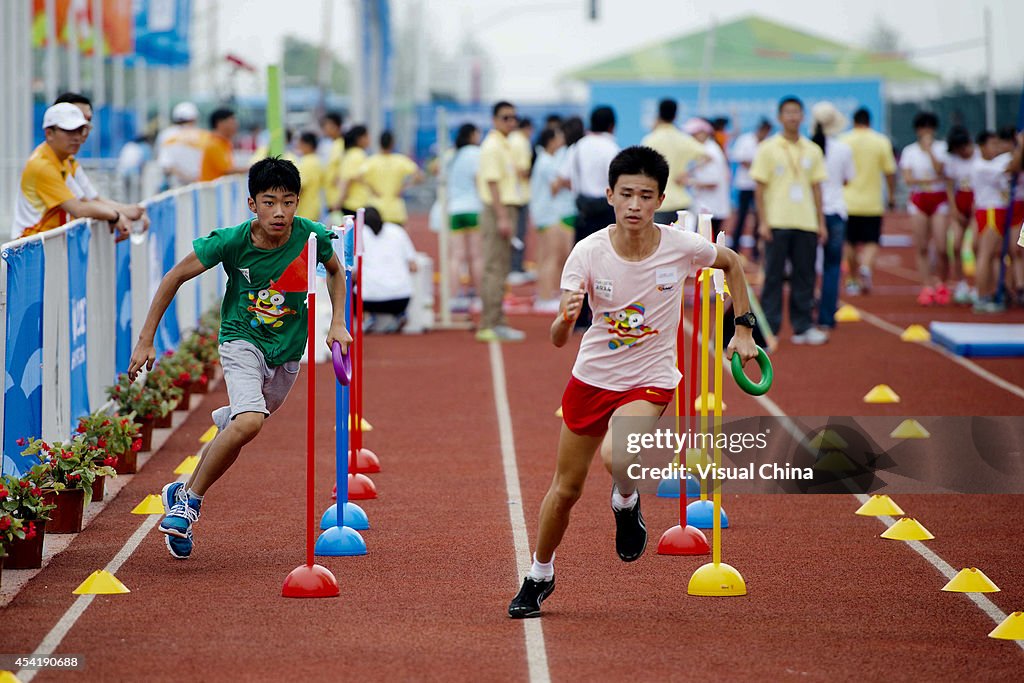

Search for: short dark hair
xmin=299 ymin=131 xmax=319 ymax=150
xmin=853 ymin=107 xmax=871 ymax=126
xmin=563 ymin=116 xmax=585 ymax=146
xmin=711 ymin=117 xmax=729 ymax=131
xmin=947 ymin=125 xmax=971 ymax=152
xmin=996 ymin=125 xmax=1016 ymax=142
xmin=322 ymin=112 xmax=343 ymax=128
xmin=658 ymin=99 xmax=677 ymax=123
xmin=608 ymin=146 xmax=669 ymax=195
xmin=380 ymin=130 xmax=394 ymax=149
xmin=778 ymin=96 xmax=803 ymax=113
xmin=210 ymin=108 xmax=235 ymax=129
xmin=518 ymin=116 xmax=533 ymax=130
xmin=537 ymin=128 xmax=559 ymax=150
xmin=55 ymin=92 xmax=92 ymax=107
xmin=976 ymin=130 xmax=995 ymax=146
xmin=493 ymin=100 xmax=514 ymax=117
xmin=344 ymin=125 xmax=368 ymax=149
xmin=590 ymin=105 xmax=616 ymax=133
xmin=455 ymin=123 xmax=478 ymax=149
xmin=248 ymin=157 xmax=301 ymax=198
xmin=912 ymin=111 xmax=939 ymax=130
xmin=757 ymin=117 xmax=772 ymax=131
xmin=362 ymin=206 xmax=384 ymax=235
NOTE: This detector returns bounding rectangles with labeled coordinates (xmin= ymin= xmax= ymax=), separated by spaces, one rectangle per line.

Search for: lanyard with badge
xmin=782 ymin=140 xmax=805 ymax=203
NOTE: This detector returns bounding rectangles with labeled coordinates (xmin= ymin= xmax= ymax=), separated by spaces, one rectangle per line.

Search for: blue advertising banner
xmin=133 ymin=0 xmax=192 ymax=67
xmin=67 ymin=223 xmax=91 ymax=428
xmin=2 ymin=242 xmax=45 ymax=476
xmin=148 ymin=197 xmax=179 ymax=356
xmin=115 ymin=238 xmax=132 ymax=380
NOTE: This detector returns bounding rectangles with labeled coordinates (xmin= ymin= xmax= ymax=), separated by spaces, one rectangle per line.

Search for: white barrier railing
xmin=0 ymin=175 xmax=249 ymax=476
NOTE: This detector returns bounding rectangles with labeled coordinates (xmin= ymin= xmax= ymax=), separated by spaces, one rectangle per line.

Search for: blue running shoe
xmin=164 ymin=528 xmax=194 ymax=560
xmin=159 ymin=482 xmax=201 ymax=558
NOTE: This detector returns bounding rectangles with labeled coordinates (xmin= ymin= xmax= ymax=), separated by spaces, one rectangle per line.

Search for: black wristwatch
xmin=735 ymin=312 xmax=757 ymax=329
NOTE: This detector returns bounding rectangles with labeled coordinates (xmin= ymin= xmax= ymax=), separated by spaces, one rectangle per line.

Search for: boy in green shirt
xmin=127 ymin=157 xmax=352 ymax=559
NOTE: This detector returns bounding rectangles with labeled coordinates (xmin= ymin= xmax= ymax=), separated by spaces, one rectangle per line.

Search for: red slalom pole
xmin=346 ymin=211 xmax=378 ymax=499
xmin=684 ymin=271 xmax=703 ymax=525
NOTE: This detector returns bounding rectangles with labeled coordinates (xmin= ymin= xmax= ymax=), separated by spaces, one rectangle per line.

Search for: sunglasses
xmin=498 ymin=114 xmax=517 ymax=121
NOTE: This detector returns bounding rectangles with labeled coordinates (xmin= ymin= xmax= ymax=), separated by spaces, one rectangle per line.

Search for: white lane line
xmin=17 ymin=479 xmax=181 ymax=682
xmin=681 ymin=316 xmax=1022 ymax=649
xmin=851 ymin=305 xmax=1024 ymax=403
xmin=488 ymin=341 xmax=551 ymax=683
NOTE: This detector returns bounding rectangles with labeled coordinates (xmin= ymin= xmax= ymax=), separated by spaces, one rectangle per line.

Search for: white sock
xmin=186 ymin=488 xmax=204 ymax=503
xmin=528 ymin=552 xmax=554 ymax=581
xmin=611 ymin=488 xmax=638 ymax=511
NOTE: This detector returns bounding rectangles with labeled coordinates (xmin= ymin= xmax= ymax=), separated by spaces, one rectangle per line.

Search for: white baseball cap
xmin=172 ymin=101 xmax=199 ymax=123
xmin=42 ymin=102 xmax=89 ymax=131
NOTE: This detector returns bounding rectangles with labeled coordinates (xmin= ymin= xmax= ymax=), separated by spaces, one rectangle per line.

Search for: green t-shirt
xmin=193 ymin=216 xmax=336 ymax=366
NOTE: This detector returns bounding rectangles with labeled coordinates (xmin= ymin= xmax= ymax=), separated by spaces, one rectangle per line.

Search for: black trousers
xmin=730 ymin=189 xmax=760 ymax=259
xmin=573 ymin=195 xmax=616 ymax=329
xmin=761 ymin=229 xmax=818 ymax=336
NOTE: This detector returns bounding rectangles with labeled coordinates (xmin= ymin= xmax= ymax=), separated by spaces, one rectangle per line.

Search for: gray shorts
xmin=212 ymin=340 xmax=300 ymax=431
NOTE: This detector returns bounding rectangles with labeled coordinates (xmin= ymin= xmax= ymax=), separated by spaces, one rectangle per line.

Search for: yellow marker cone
xmin=855 ymin=495 xmax=905 ymax=517
xmin=808 ymin=429 xmax=848 ymax=450
xmin=554 ymin=406 xmax=563 ymax=418
xmin=900 ymin=324 xmax=930 ymax=342
xmin=942 ymin=568 xmax=1000 ymax=593
xmin=693 ymin=393 xmax=726 ymax=412
xmin=890 ymin=419 xmax=930 ymax=439
xmin=347 ymin=416 xmax=373 ymax=432
xmin=199 ymin=425 xmax=218 ymax=443
xmin=0 ymin=671 xmax=23 ymax=683
xmin=989 ymin=611 xmax=1024 ymax=640
xmin=684 ymin=447 xmax=710 ymax=470
xmin=835 ymin=304 xmax=861 ymax=322
xmin=131 ymin=494 xmax=165 ymax=514
xmin=880 ymin=517 xmax=934 ymax=541
xmin=687 ymin=562 xmax=747 ymax=596
xmin=174 ymin=455 xmax=200 ymax=474
xmin=864 ymin=384 xmax=900 ymax=404
xmin=72 ymin=570 xmax=130 ymax=595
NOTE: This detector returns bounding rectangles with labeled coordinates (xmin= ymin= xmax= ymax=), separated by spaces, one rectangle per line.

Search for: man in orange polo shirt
xmin=12 ymin=103 xmax=131 ymax=239
xmin=199 ymin=108 xmax=248 ymax=181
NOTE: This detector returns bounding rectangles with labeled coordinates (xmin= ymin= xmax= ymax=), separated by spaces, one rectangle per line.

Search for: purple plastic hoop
xmin=332 ymin=341 xmax=352 ymax=386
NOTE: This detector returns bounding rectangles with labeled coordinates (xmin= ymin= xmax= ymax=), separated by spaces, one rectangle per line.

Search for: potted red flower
xmin=75 ymin=409 xmax=133 ymax=495
xmin=20 ymin=438 xmax=113 ymax=534
xmin=0 ymin=469 xmax=55 ymax=569
xmin=155 ymin=350 xmax=204 ymax=411
xmin=181 ymin=332 xmax=219 ymax=392
xmin=107 ymin=374 xmax=179 ymax=453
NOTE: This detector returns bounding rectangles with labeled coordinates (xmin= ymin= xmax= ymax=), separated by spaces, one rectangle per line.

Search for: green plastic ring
xmin=731 ymin=346 xmax=773 ymax=396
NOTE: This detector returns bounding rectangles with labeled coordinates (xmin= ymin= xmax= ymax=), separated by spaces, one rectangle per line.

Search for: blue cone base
xmin=315 ymin=525 xmax=367 ymax=557
xmin=320 ymin=502 xmax=370 ymax=530
xmin=656 ymin=474 xmax=701 ymax=498
xmin=686 ymin=499 xmax=729 ymax=529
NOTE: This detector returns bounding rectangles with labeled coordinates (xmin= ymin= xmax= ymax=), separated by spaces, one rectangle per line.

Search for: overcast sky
xmin=207 ymin=0 xmax=1023 ymax=101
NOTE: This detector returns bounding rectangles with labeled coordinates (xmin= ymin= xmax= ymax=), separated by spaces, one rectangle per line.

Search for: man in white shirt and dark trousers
xmin=557 ymin=106 xmax=620 ymax=329
xmin=729 ymin=118 xmax=772 ymax=261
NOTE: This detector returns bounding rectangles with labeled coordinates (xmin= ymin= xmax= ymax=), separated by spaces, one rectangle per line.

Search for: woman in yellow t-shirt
xmin=335 ymin=125 xmax=372 ymax=216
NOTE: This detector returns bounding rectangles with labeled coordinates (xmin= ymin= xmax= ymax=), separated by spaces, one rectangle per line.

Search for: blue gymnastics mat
xmin=930 ymin=322 xmax=1024 ymax=358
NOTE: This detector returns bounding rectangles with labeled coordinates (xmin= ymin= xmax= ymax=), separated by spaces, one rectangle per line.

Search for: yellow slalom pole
xmin=713 ymin=280 xmax=725 ymax=566
xmin=699 ymin=269 xmax=711 ymax=501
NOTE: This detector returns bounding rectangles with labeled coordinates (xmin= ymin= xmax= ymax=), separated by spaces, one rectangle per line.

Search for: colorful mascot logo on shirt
xmin=603 ymin=302 xmax=658 ymax=350
xmin=247 ymin=288 xmax=297 ymax=328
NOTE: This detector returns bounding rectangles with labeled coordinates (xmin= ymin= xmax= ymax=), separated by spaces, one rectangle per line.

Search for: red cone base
xmin=657 ymin=524 xmax=710 ymax=556
xmin=281 ymin=563 xmax=340 ymax=598
xmin=331 ymin=484 xmax=336 ymax=500
xmin=348 ymin=473 xmax=378 ymax=500
xmin=351 ymin=448 xmax=381 ymax=474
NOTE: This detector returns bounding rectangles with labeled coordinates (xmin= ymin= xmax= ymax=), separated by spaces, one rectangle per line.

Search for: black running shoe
xmin=508 ymin=576 xmax=555 ymax=619
xmin=612 ymin=488 xmax=647 ymax=562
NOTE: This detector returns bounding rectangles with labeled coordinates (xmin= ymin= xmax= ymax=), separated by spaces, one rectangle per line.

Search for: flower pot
xmin=154 ymin=411 xmax=173 ymax=429
xmin=135 ymin=418 xmax=154 ymax=454
xmin=190 ymin=375 xmax=209 ymax=395
xmin=1 ymin=553 xmax=5 ymax=588
xmin=44 ymin=488 xmax=87 ymax=534
xmin=91 ymin=474 xmax=106 ymax=502
xmin=175 ymin=386 xmax=192 ymax=412
xmin=4 ymin=519 xmax=46 ymax=569
xmin=205 ymin=361 xmax=219 ymax=379
xmin=114 ymin=447 xmax=138 ymax=474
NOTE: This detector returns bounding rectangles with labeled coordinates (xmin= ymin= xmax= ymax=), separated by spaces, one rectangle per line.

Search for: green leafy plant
xmin=181 ymin=331 xmax=220 ymax=366
xmin=18 ymin=438 xmax=116 ymax=492
xmin=156 ymin=349 xmax=205 ymax=388
xmin=107 ymin=373 xmax=180 ymax=420
xmin=76 ymin=409 xmax=142 ymax=469
xmin=0 ymin=467 xmax=56 ymax=520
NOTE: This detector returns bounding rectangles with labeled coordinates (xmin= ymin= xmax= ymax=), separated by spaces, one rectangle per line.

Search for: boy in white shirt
xmin=944 ymin=126 xmax=979 ymax=304
xmin=508 ymin=146 xmax=759 ymax=618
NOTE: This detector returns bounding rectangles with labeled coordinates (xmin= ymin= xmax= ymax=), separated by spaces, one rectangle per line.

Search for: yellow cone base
xmin=856 ymin=495 xmax=905 ymax=517
xmin=864 ymin=384 xmax=900 ymax=404
xmin=813 ymin=450 xmax=856 ymax=473
xmin=693 ymin=393 xmax=726 ymax=412
xmin=881 ymin=517 xmax=934 ymax=541
xmin=555 ymin=406 xmax=563 ymax=418
xmin=943 ymin=568 xmax=1000 ymax=593
xmin=989 ymin=611 xmax=1024 ymax=640
xmin=348 ymin=416 xmax=373 ymax=431
xmin=688 ymin=562 xmax=747 ymax=596
xmin=900 ymin=324 xmax=930 ymax=342
xmin=199 ymin=425 xmax=218 ymax=443
xmin=73 ymin=570 xmax=130 ymax=595
xmin=890 ymin=419 xmax=930 ymax=439
xmin=0 ymin=671 xmax=23 ymax=683
xmin=131 ymin=494 xmax=165 ymax=514
xmin=174 ymin=455 xmax=200 ymax=474
xmin=685 ymin=448 xmax=710 ymax=470
xmin=835 ymin=304 xmax=861 ymax=322
xmin=808 ymin=429 xmax=848 ymax=450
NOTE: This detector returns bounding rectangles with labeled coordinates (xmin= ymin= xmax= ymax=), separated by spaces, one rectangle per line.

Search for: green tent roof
xmin=567 ymin=15 xmax=938 ymax=83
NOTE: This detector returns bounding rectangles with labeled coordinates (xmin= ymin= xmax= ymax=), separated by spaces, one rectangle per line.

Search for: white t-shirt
xmin=899 ymin=141 xmax=948 ymax=193
xmin=944 ymin=151 xmax=978 ymax=191
xmin=559 ymin=132 xmax=620 ymax=198
xmin=530 ymin=147 xmax=575 ymax=227
xmin=156 ymin=124 xmax=206 ymax=186
xmin=969 ymin=153 xmax=1021 ymax=210
xmin=730 ymin=132 xmax=760 ymax=191
xmin=561 ymin=224 xmax=717 ymax=392
xmin=821 ymin=137 xmax=855 ymax=218
xmin=447 ymin=145 xmax=482 ymax=215
xmin=691 ymin=139 xmax=732 ymax=218
xmin=361 ymin=222 xmax=416 ymax=301
xmin=67 ymin=164 xmax=99 ymax=200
